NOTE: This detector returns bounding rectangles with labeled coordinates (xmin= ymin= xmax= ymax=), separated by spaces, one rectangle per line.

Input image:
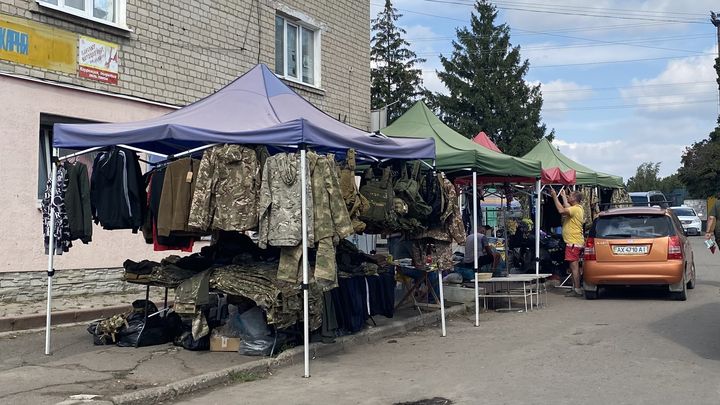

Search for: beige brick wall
xmin=0 ymin=0 xmax=371 ymax=130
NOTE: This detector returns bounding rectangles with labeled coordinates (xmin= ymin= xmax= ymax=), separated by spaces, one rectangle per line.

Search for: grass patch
xmin=228 ymin=370 xmax=266 ymax=384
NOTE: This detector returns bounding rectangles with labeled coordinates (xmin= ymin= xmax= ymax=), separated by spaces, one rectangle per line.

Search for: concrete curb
xmin=109 ymin=303 xmax=470 ymax=405
xmin=0 ymin=305 xmax=132 ymax=333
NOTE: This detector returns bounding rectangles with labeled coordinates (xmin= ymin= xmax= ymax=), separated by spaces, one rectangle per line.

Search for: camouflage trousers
xmin=277 ymin=237 xmax=337 ymax=291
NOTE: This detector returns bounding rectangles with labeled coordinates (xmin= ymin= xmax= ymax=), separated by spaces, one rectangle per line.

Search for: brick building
xmin=0 ymin=0 xmax=371 ymax=301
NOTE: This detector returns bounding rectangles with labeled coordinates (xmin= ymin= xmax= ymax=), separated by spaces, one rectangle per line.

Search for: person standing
xmin=550 ymin=189 xmax=585 ymax=297
xmin=705 ymin=193 xmax=720 ymax=242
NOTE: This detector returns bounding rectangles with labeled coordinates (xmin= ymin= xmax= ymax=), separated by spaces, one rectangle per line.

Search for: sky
xmin=370 ymin=0 xmax=720 ymax=181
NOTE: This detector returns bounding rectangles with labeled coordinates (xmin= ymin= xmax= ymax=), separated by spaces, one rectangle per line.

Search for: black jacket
xmin=65 ymin=162 xmax=93 ymax=243
xmin=90 ymin=147 xmax=146 ymax=232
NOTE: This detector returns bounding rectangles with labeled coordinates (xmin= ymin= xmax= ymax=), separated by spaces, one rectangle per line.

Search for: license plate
xmin=612 ymin=245 xmax=649 ymax=255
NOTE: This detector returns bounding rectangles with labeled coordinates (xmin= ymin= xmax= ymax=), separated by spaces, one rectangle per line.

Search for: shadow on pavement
xmin=649 ymin=302 xmax=720 ymax=361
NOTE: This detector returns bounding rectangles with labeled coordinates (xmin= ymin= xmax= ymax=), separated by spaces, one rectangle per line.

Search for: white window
xmin=37 ymin=0 xmax=128 ymax=30
xmin=275 ymin=14 xmax=320 ymax=87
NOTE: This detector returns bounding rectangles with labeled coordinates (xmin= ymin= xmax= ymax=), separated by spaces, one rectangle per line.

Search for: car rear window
xmin=592 ymin=214 xmax=675 ymax=239
xmin=671 ymin=208 xmax=696 ymax=217
xmin=631 ymin=196 xmax=648 ymax=206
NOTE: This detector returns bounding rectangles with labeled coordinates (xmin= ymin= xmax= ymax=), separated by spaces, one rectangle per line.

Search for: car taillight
xmin=584 ymin=238 xmax=596 ymax=261
xmin=668 ymin=235 xmax=683 ymax=260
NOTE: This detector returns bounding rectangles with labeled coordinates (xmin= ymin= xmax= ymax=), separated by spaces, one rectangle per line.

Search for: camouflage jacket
xmin=258 ymin=152 xmax=314 ymax=248
xmin=309 ymin=152 xmax=353 ymax=242
xmin=188 ymin=145 xmax=261 ymax=232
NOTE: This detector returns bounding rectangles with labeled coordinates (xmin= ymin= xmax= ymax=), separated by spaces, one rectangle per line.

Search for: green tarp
xmin=522 ymin=139 xmax=624 ymax=188
xmin=382 ymin=102 xmax=542 ymax=179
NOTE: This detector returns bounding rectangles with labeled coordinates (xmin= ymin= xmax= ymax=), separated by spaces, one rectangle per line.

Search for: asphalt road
xmin=176 ymin=237 xmax=720 ymax=405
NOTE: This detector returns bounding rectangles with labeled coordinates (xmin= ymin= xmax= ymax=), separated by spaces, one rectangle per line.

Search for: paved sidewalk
xmin=0 ymin=300 xmax=462 ymax=405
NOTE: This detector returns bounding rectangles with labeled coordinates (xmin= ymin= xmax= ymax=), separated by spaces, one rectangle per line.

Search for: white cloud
xmin=532 ymin=79 xmax=593 ymax=116
xmin=620 ymin=50 xmax=717 ymax=117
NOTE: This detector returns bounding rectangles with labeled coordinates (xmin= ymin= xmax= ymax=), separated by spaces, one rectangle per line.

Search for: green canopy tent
xmin=381 ymin=102 xmax=542 ymax=179
xmin=382 ymin=101 xmax=546 ymax=325
xmin=522 ymin=139 xmax=624 ymax=188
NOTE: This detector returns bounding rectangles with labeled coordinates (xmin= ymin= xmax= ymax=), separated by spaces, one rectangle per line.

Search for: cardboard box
xmin=210 ymin=336 xmax=241 ymax=352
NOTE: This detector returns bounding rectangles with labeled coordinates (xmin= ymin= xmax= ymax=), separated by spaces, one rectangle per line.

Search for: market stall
xmin=46 ymin=64 xmax=436 ymax=377
xmin=381 ymin=101 xmax=546 ymax=324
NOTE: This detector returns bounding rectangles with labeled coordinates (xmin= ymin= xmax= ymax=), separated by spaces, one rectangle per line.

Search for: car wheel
xmin=670 ymin=273 xmax=688 ymax=301
xmin=687 ymin=264 xmax=696 ymax=289
xmin=584 ymin=289 xmax=598 ymax=300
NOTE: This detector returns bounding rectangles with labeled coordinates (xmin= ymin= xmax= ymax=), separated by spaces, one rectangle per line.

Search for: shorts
xmin=565 ymin=245 xmax=583 ymax=262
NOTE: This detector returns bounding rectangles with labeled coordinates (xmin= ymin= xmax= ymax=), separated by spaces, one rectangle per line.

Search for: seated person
xmin=454 ymin=225 xmax=500 ymax=281
xmin=388 ymin=234 xmax=440 ymax=303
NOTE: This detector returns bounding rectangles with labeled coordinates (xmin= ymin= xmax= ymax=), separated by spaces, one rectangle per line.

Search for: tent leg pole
xmin=535 ymin=179 xmax=541 ymax=277
xmin=300 ymin=148 xmax=310 ymax=378
xmin=473 ymin=172 xmax=479 ymax=327
xmin=45 ymin=151 xmax=58 ymax=356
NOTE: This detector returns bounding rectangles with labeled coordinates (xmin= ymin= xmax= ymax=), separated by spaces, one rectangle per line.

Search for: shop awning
xmin=522 ymin=139 xmax=623 ymax=188
xmin=472 ymin=131 xmax=502 ymax=153
xmin=381 ymin=101 xmax=542 ymax=179
xmin=52 ymin=64 xmax=435 ymax=160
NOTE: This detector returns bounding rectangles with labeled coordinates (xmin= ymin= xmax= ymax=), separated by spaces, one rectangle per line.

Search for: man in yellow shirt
xmin=550 ymin=189 xmax=585 ymax=297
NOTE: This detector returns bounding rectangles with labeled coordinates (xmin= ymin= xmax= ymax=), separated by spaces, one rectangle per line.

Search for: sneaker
xmin=565 ymin=289 xmax=578 ymax=297
xmin=575 ymin=288 xmax=584 ymax=296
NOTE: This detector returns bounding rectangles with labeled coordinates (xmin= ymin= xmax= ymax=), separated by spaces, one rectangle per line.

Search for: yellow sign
xmin=0 ymin=14 xmax=76 ymax=74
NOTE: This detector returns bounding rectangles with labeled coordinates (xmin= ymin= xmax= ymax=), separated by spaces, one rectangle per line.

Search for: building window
xmin=37 ymin=0 xmax=127 ymax=29
xmin=274 ymin=14 xmax=320 ymax=87
xmin=38 ymin=115 xmax=99 ymax=201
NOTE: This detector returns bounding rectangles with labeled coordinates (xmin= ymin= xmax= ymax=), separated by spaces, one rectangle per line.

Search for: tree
xmin=626 ymin=162 xmax=661 ymax=192
xmin=659 ymin=173 xmax=684 ymax=197
xmin=678 ymin=121 xmax=720 ymax=198
xmin=370 ymin=0 xmax=426 ymax=123
xmin=430 ymin=0 xmax=553 ymax=157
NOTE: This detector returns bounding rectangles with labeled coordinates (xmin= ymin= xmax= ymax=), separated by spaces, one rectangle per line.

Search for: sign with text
xmin=0 ymin=14 xmax=76 ymax=73
xmin=78 ymin=36 xmax=119 ymax=84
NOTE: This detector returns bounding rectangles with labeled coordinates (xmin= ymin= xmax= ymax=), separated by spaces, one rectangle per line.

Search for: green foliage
xmin=627 ymin=162 xmax=685 ymax=196
xmin=626 ymin=162 xmax=661 ymax=192
xmin=678 ymin=121 xmax=720 ymax=198
xmin=429 ymin=0 xmax=553 ymax=157
xmin=371 ymin=0 xmax=426 ymax=123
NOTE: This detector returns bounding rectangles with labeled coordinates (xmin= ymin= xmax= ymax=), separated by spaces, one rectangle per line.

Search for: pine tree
xmin=371 ymin=0 xmax=426 ymax=123
xmin=431 ymin=0 xmax=553 ymax=156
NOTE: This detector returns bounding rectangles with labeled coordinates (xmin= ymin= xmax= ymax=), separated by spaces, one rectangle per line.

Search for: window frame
xmin=274 ymin=14 xmax=321 ymax=88
xmin=36 ymin=0 xmax=129 ymax=31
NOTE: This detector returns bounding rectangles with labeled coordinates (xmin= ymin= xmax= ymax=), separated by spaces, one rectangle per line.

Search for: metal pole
xmin=473 ymin=171 xmax=479 ymax=327
xmin=300 ymin=148 xmax=310 ymax=378
xmin=45 ymin=149 xmax=58 ymax=355
xmin=437 ymin=169 xmax=446 ymax=337
xmin=535 ymin=179 xmax=541 ymax=277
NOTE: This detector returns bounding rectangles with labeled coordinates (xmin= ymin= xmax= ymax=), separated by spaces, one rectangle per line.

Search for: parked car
xmin=583 ymin=207 xmax=695 ymax=301
xmin=670 ymin=206 xmax=702 ymax=236
xmin=629 ymin=191 xmax=669 ymax=208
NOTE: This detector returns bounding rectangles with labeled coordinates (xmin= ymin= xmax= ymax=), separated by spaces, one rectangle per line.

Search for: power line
xmin=543 ymin=98 xmax=716 ymax=112
xmin=420 ymin=52 xmax=714 ymax=71
xmin=545 ymin=89 xmax=716 ymax=103
xmin=539 ymin=81 xmax=715 ymax=93
xmin=490 ymin=0 xmax=707 ymax=19
xmin=419 ymin=0 xmax=707 ymax=24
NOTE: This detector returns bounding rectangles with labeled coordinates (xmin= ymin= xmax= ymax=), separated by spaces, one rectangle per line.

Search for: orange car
xmin=582 ymin=207 xmax=696 ymax=300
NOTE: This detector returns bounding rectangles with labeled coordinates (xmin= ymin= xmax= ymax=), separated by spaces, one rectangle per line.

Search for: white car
xmin=670 ymin=206 xmax=702 ymax=236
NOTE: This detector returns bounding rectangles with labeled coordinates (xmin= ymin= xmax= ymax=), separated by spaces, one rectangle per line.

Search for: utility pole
xmin=711 ymin=12 xmax=720 ymax=114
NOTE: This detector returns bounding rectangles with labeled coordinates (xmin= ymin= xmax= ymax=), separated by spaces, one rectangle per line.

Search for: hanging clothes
xmin=64 ymin=161 xmax=92 ymax=244
xmin=156 ymin=158 xmax=201 ymax=237
xmin=258 ymin=152 xmax=314 ymax=248
xmin=188 ymin=144 xmax=263 ymax=232
xmin=147 ymin=169 xmax=194 ymax=252
xmin=90 ymin=147 xmax=146 ymax=232
xmin=42 ymin=165 xmax=72 ymax=255
xmin=338 ymin=149 xmax=369 ymax=234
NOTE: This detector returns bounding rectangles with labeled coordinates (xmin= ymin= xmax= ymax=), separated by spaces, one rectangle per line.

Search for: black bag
xmin=174 ymin=331 xmax=211 ymax=351
xmin=116 ymin=300 xmax=168 ymax=348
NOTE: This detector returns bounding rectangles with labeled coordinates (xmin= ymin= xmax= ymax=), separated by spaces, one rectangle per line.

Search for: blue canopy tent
xmin=45 ymin=64 xmax=436 ymax=377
